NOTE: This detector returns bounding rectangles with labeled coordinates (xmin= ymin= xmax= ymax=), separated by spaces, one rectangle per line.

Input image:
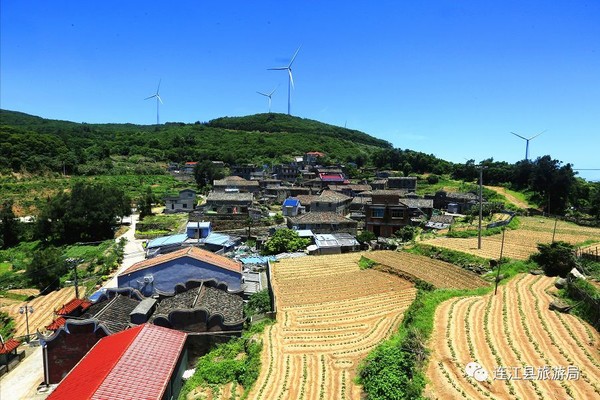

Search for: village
xmin=0 ymin=150 xmax=490 ymax=399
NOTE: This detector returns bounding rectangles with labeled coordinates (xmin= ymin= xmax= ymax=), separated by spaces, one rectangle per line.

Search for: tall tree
xmin=25 ymin=246 xmax=65 ymax=294
xmin=0 ymin=200 xmax=21 ymax=248
xmin=194 ymin=160 xmax=225 ymax=188
xmin=37 ymin=182 xmax=131 ymax=244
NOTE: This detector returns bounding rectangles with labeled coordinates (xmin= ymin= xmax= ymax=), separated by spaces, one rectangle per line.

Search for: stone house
xmin=364 ymin=190 xmax=412 ymax=237
xmin=288 ymin=211 xmax=358 ymax=235
xmin=164 ymin=189 xmax=197 ymax=213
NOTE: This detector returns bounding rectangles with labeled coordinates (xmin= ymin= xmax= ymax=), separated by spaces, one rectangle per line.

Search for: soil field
xmin=485 ymin=186 xmax=533 ymax=210
xmin=422 ymin=216 xmax=600 ymax=260
xmin=366 ymin=250 xmax=489 ymax=289
xmin=425 ymin=273 xmax=600 ymax=399
xmin=247 ymin=253 xmax=417 ymax=400
xmin=0 ymin=286 xmax=86 ymax=339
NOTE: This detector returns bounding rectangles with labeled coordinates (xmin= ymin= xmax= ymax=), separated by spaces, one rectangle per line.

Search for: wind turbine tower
xmin=510 ymin=130 xmax=545 ymax=161
xmin=257 ymin=87 xmax=277 ymax=113
xmin=145 ymin=79 xmax=163 ymax=125
xmin=268 ymin=46 xmax=301 ymax=115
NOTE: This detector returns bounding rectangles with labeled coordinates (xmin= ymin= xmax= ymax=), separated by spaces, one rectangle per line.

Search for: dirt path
xmin=486 ymin=186 xmax=533 ymax=209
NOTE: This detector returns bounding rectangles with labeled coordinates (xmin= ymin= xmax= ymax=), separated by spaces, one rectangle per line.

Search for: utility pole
xmin=66 ymin=258 xmax=82 ymax=298
xmin=477 ymin=165 xmax=487 ymax=250
xmin=19 ymin=304 xmax=34 ymax=342
xmin=495 ymin=227 xmax=506 ymax=295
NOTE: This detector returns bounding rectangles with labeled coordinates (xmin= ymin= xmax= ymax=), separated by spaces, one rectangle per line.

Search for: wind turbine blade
xmin=144 ymin=95 xmax=156 ymax=100
xmin=529 ymin=130 xmax=546 ymax=140
xmin=510 ymin=132 xmax=527 ymax=141
xmin=289 ymin=69 xmax=294 ymax=89
xmin=257 ymin=91 xmax=268 ymax=97
xmin=157 ymin=95 xmax=163 ymax=104
xmin=268 ymin=86 xmax=277 ymax=96
xmin=157 ymin=79 xmax=161 ymax=94
xmin=268 ymin=67 xmax=287 ymax=71
xmin=289 ymin=45 xmax=301 ymax=67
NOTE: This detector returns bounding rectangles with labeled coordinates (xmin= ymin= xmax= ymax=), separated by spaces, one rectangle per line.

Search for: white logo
xmin=465 ymin=362 xmax=489 ymax=382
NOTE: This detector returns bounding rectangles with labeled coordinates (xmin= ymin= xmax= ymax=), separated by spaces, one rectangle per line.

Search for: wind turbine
xmin=510 ymin=130 xmax=545 ymax=161
xmin=268 ymin=46 xmax=301 ymax=115
xmin=145 ymin=79 xmax=163 ymax=125
xmin=257 ymin=86 xmax=277 ymax=113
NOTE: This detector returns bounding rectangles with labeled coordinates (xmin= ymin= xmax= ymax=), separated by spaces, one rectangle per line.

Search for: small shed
xmin=282 ymin=197 xmax=301 ymax=217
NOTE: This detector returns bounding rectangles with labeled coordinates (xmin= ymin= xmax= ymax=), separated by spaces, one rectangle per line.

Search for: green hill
xmin=0 ymin=109 xmax=391 ymax=175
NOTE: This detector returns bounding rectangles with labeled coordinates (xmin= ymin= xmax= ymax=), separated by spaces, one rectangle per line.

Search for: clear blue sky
xmin=2 ymin=1 xmax=599 ymax=181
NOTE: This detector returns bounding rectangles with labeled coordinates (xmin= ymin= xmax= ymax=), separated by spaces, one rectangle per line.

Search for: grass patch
xmin=0 ymin=311 xmax=16 ymax=340
xmin=408 ymin=243 xmax=490 ymax=271
xmin=0 ymin=262 xmax=12 ymax=274
xmin=179 ymin=320 xmax=274 ymax=400
xmin=359 ymin=256 xmax=378 ymax=270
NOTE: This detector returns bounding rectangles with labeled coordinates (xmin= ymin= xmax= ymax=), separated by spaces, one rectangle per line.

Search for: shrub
xmin=530 ymin=241 xmax=577 ymax=277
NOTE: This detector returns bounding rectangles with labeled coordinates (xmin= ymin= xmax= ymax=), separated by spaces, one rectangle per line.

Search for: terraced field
xmin=422 ymin=216 xmax=600 ymax=260
xmin=247 ymin=253 xmax=417 ymax=400
xmin=1 ymin=286 xmax=85 ymax=339
xmin=366 ymin=250 xmax=488 ymax=289
xmin=426 ymin=273 xmax=600 ymax=399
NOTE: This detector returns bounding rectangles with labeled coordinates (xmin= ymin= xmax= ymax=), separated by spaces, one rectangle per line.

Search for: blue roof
xmin=283 ymin=198 xmax=300 ymax=207
xmin=204 ymin=232 xmax=237 ymax=247
xmin=146 ymin=233 xmax=188 ymax=249
xmin=239 ymin=256 xmax=276 ymax=265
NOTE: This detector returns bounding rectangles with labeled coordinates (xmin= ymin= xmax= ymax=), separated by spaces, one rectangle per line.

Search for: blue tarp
xmin=283 ymin=198 xmax=300 ymax=207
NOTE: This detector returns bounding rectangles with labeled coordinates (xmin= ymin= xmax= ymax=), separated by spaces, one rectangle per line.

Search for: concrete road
xmin=104 ymin=214 xmax=146 ymax=288
xmin=0 ymin=346 xmax=44 ymax=400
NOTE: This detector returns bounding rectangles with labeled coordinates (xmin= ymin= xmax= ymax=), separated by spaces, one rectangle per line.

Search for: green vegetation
xmin=0 ymin=311 xmax=16 ymax=340
xmin=135 ymin=214 xmax=187 ymax=238
xmin=562 ymin=278 xmax=600 ymax=330
xmin=408 ymin=244 xmax=490 ymax=271
xmin=179 ymin=320 xmax=273 ymax=400
xmin=36 ymin=182 xmax=130 ymax=245
xmin=358 ymin=285 xmax=491 ymax=400
xmin=244 ymin=289 xmax=271 ymax=317
xmin=261 ymin=228 xmax=310 ymax=255
xmin=530 ymin=241 xmax=577 ymax=277
xmin=359 ymin=256 xmax=378 ymax=270
xmin=446 ymin=216 xmax=520 ymax=238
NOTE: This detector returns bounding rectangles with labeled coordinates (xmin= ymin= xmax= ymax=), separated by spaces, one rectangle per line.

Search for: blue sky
xmin=1 ymin=1 xmax=599 ymax=181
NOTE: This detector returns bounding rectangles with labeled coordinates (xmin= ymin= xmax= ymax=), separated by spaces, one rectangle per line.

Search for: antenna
xmin=510 ymin=130 xmax=545 ymax=161
xmin=257 ymin=86 xmax=278 ymax=113
xmin=145 ymin=79 xmax=163 ymax=125
xmin=268 ymin=46 xmax=301 ymax=115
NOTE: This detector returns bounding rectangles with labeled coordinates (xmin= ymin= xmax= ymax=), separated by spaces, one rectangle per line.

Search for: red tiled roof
xmin=46 ymin=317 xmax=67 ymax=331
xmin=56 ymin=298 xmax=92 ymax=315
xmin=120 ymin=246 xmax=242 ymax=276
xmin=306 ymin=151 xmax=325 ymax=157
xmin=185 ymin=161 xmax=197 ymax=165
xmin=0 ymin=338 xmax=21 ymax=354
xmin=48 ymin=324 xmax=187 ymax=400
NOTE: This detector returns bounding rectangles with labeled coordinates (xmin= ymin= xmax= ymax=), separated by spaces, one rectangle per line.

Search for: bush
xmin=262 ymin=228 xmax=310 ymax=255
xmin=244 ymin=289 xmax=271 ymax=316
xmin=530 ymin=241 xmax=577 ymax=277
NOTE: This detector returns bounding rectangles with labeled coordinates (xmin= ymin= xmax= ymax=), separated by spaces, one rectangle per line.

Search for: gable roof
xmin=55 ymin=298 xmax=92 ymax=315
xmin=317 ymin=190 xmax=351 ymax=203
xmin=47 ymin=324 xmax=187 ymax=400
xmin=120 ymin=246 xmax=242 ymax=276
xmin=0 ymin=338 xmax=20 ymax=354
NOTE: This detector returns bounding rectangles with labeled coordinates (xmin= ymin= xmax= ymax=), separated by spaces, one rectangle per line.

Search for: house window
xmin=182 ymin=203 xmax=188 ymax=208
xmin=171 ymin=204 xmax=175 ymax=210
xmin=391 ymin=209 xmax=403 ymax=218
xmin=371 ymin=208 xmax=384 ymax=218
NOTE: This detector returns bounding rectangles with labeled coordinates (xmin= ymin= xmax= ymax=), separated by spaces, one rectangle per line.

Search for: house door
xmin=373 ymin=225 xmax=380 ymax=236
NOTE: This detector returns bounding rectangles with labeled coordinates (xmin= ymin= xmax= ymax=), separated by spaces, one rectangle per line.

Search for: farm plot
xmin=366 ymin=250 xmax=488 ymax=289
xmin=422 ymin=216 xmax=600 ymax=260
xmin=425 ymin=273 xmax=600 ymax=400
xmin=0 ymin=286 xmax=85 ymax=338
xmin=247 ymin=253 xmax=417 ymax=400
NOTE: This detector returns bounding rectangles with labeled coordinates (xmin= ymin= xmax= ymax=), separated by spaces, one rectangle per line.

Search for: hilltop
xmin=0 ymin=110 xmax=391 ymax=175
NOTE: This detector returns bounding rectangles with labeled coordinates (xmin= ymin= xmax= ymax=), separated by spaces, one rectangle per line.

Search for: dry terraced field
xmin=426 ymin=273 xmax=600 ymax=399
xmin=1 ymin=286 xmax=85 ymax=338
xmin=422 ymin=216 xmax=600 ymax=260
xmin=366 ymin=250 xmax=489 ymax=289
xmin=247 ymin=253 xmax=417 ymax=400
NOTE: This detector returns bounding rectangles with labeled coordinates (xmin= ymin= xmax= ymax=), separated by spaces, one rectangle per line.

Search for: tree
xmin=356 ymin=230 xmax=376 ymax=244
xmin=262 ymin=228 xmax=310 ymax=255
xmin=244 ymin=289 xmax=271 ymax=316
xmin=530 ymin=241 xmax=577 ymax=277
xmin=37 ymin=182 xmax=131 ymax=244
xmin=25 ymin=246 xmax=66 ymax=294
xmin=0 ymin=200 xmax=21 ymax=248
xmin=138 ymin=187 xmax=155 ymax=220
xmin=394 ymin=225 xmax=417 ymax=242
xmin=194 ymin=160 xmax=225 ymax=188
